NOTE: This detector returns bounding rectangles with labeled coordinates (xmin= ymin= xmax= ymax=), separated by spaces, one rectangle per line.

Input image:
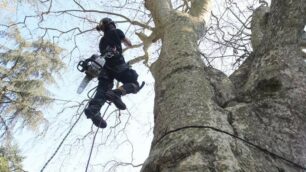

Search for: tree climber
xmin=84 ymin=18 xmax=140 ymax=128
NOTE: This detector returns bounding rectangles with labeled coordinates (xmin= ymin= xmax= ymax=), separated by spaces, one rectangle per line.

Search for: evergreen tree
xmin=0 ymin=27 xmax=65 ymax=132
xmin=0 ymin=145 xmax=24 ymax=172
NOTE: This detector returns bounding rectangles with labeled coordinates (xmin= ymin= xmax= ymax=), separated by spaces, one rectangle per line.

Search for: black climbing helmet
xmin=96 ymin=17 xmax=116 ymax=31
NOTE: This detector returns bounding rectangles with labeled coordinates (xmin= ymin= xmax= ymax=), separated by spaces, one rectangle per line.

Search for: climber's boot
xmin=84 ymin=108 xmax=107 ymax=128
xmin=105 ymin=89 xmax=126 ymax=110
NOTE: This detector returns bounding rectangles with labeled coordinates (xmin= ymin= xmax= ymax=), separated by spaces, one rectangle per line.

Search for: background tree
xmin=0 ymin=144 xmax=24 ymax=172
xmin=0 ymin=26 xmax=65 ymax=136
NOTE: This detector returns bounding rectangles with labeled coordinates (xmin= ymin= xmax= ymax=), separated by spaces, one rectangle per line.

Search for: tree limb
xmin=189 ymin=0 xmax=212 ymax=22
xmin=133 ymin=29 xmax=161 ymax=65
xmin=144 ymin=0 xmax=172 ymax=26
xmin=49 ymin=9 xmax=153 ymax=30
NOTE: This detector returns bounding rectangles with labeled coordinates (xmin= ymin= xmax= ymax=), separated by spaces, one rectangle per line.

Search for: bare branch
xmin=123 ymin=43 xmax=143 ymax=52
xmin=73 ymin=0 xmax=86 ymax=11
xmin=250 ymin=5 xmax=270 ymax=50
xmin=48 ymin=9 xmax=153 ymax=30
xmin=133 ymin=29 xmax=161 ymax=65
xmin=128 ymin=55 xmax=146 ymax=65
xmin=189 ymin=0 xmax=212 ymax=22
xmin=144 ymin=0 xmax=172 ymax=26
xmin=228 ymin=7 xmax=251 ymax=29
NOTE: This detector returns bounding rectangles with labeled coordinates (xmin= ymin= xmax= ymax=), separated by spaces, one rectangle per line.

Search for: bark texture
xmin=142 ymin=0 xmax=306 ymax=171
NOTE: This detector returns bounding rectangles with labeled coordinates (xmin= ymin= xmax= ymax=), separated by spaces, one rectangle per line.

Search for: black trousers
xmin=86 ymin=62 xmax=139 ymax=114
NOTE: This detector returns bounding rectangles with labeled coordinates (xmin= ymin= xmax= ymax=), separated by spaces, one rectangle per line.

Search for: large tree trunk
xmin=142 ymin=0 xmax=306 ymax=171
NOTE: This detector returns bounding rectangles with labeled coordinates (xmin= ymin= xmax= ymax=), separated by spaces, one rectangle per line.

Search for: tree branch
xmin=133 ymin=29 xmax=161 ymax=65
xmin=49 ymin=9 xmax=153 ymax=30
xmin=144 ymin=0 xmax=172 ymax=26
xmin=127 ymin=55 xmax=146 ymax=65
xmin=73 ymin=0 xmax=85 ymax=11
xmin=250 ymin=5 xmax=269 ymax=50
xmin=189 ymin=0 xmax=212 ymax=22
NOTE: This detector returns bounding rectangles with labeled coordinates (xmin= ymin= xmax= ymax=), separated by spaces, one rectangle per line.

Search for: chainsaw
xmin=76 ymin=54 xmax=106 ymax=94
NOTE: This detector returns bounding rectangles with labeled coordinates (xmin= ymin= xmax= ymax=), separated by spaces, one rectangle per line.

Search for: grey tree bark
xmin=141 ymin=0 xmax=306 ymax=172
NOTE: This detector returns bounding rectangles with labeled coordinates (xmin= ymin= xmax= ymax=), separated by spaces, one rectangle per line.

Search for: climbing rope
xmin=40 ymin=86 xmax=98 ymax=172
xmin=40 ymin=80 xmax=142 ymax=171
xmin=40 ymin=110 xmax=84 ymax=172
xmin=85 ymin=103 xmax=111 ymax=172
xmin=154 ymin=125 xmax=306 ymax=170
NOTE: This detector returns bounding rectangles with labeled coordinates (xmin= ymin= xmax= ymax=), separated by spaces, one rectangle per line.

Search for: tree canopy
xmin=0 ymin=145 xmax=24 ymax=172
